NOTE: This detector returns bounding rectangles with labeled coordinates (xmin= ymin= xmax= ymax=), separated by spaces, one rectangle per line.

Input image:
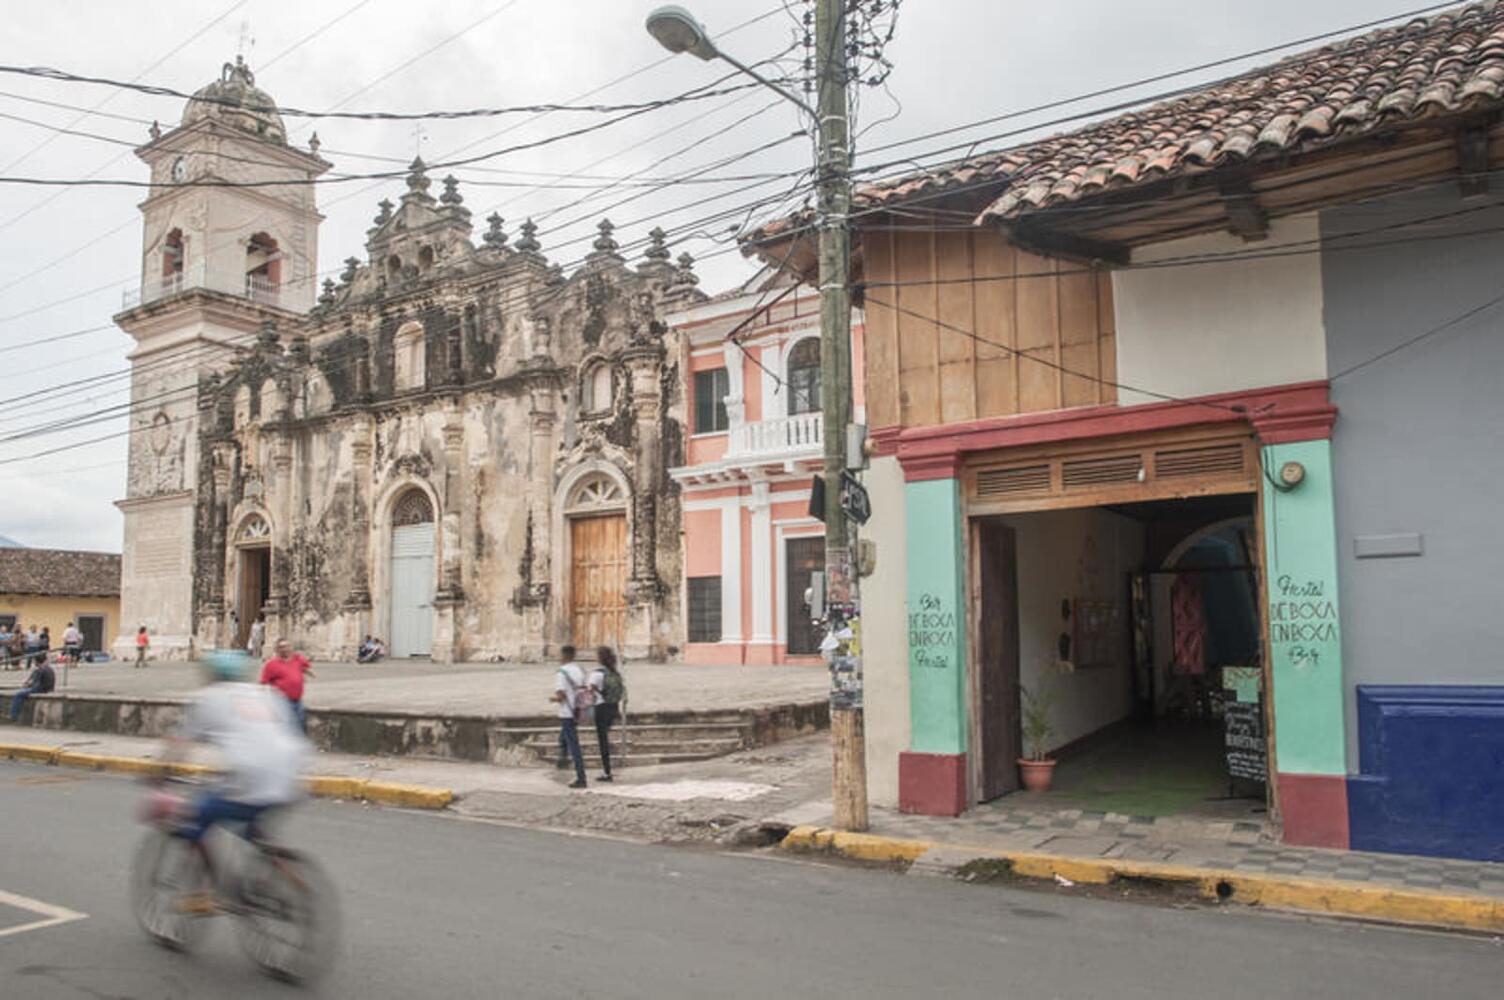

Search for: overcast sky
xmin=0 ymin=0 xmax=1420 ymax=552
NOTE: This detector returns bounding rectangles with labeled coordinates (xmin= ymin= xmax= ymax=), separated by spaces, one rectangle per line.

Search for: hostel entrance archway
xmin=961 ymin=426 xmax=1267 ymax=813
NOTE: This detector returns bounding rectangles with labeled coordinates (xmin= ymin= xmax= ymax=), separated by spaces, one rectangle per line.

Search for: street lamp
xmin=646 ymin=2 xmax=868 ymax=833
xmin=645 ymin=5 xmax=816 ymax=116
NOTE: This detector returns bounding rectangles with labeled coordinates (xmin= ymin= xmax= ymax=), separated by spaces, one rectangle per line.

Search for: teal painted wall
xmin=1261 ymin=439 xmax=1346 ymax=775
xmin=905 ymin=478 xmax=968 ymax=755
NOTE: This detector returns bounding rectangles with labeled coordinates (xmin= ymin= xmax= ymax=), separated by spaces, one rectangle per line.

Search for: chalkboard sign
xmin=1224 ymin=700 xmax=1267 ymax=783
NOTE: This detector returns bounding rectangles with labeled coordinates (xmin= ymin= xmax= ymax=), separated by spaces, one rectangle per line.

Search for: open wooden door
xmin=976 ymin=520 xmax=1021 ymax=800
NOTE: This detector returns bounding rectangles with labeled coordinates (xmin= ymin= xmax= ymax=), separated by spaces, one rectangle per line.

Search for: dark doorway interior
xmin=237 ymin=547 xmax=271 ymax=647
xmin=785 ymin=535 xmax=824 ymax=656
xmin=77 ymin=614 xmax=105 ymax=653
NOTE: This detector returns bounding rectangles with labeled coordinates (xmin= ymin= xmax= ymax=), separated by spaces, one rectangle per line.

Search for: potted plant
xmin=1018 ymin=682 xmax=1058 ymax=792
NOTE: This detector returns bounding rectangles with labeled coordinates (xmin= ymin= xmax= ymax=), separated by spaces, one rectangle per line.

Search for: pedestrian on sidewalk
xmin=61 ymin=621 xmax=82 ymax=668
xmin=246 ymin=612 xmax=267 ymax=660
xmin=589 ymin=646 xmax=626 ymax=783
xmin=4 ymin=627 xmax=22 ymax=670
xmin=37 ymin=626 xmax=50 ymax=667
xmin=8 ymin=655 xmax=55 ymax=721
xmin=552 ymin=645 xmax=588 ymax=789
xmin=134 ymin=626 xmax=149 ymax=668
xmin=260 ymin=638 xmax=314 ymax=732
xmin=23 ymin=625 xmax=40 ymax=668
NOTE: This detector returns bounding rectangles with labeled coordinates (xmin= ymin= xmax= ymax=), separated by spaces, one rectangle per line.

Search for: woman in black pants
xmin=590 ymin=646 xmax=626 ymax=782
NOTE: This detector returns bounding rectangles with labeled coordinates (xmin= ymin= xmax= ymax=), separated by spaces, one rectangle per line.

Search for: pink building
xmin=668 ymin=271 xmax=864 ymax=665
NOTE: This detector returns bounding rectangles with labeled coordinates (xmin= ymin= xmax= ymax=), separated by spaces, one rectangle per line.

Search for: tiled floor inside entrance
xmin=866 ymin=719 xmax=1504 ymax=896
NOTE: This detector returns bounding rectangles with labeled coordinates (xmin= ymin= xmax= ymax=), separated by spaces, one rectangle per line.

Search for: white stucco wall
xmin=861 ymin=454 xmax=909 ymax=806
xmin=998 ymin=507 xmax=1143 ymax=752
xmin=1112 ymin=214 xmax=1327 ymax=405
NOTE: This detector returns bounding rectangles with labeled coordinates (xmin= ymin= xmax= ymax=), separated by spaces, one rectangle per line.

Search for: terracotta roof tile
xmin=847 ymin=2 xmax=1504 ymax=227
xmin=0 ymin=548 xmax=121 ymax=599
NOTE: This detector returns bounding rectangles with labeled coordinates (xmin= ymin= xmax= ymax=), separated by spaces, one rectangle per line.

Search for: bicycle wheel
xmin=129 ymin=830 xmax=211 ymax=951
xmin=234 ymin=845 xmax=339 ymax=982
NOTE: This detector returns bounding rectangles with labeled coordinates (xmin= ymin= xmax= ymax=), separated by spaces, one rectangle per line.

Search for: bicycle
xmin=130 ymin=778 xmax=340 ymax=983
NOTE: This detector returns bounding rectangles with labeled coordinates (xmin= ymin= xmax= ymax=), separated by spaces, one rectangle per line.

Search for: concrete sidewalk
xmin=1 ymin=658 xmax=829 ymax=714
xmin=0 ymin=726 xmax=834 ymax=844
xmin=778 ymin=803 xmax=1504 ymax=934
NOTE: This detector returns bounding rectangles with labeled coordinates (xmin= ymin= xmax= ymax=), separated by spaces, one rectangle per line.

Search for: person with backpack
xmin=551 ymin=645 xmax=590 ymax=789
xmin=589 ymin=646 xmax=626 ymax=782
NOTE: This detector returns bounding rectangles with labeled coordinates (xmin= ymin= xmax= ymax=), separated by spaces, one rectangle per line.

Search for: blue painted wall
xmin=1348 ymin=685 xmax=1504 ymax=861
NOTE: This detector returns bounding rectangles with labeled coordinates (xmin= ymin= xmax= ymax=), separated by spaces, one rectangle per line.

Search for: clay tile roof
xmin=0 ymin=548 xmax=121 ymax=599
xmin=849 ymin=1 xmax=1504 ymax=227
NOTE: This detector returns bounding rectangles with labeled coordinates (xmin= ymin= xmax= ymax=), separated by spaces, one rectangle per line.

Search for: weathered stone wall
xmin=188 ymin=179 xmax=703 ymax=662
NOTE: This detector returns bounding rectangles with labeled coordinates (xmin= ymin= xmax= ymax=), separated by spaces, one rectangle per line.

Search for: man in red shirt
xmin=260 ymin=638 xmax=314 ymax=732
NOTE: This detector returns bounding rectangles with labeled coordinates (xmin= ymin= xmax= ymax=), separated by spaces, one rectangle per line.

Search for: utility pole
xmin=642 ymin=0 xmax=867 ymax=831
xmin=814 ymin=0 xmax=867 ymax=832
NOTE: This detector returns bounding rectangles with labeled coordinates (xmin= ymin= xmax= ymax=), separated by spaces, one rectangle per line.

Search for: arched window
xmin=304 ymin=369 xmax=331 ymax=417
xmin=394 ymin=322 xmax=426 ymax=391
xmin=245 ymin=232 xmax=280 ymax=303
xmin=162 ymin=228 xmax=184 ymax=279
xmin=392 ymin=488 xmax=435 ymax=525
xmin=233 ymin=384 xmax=253 ymax=428
xmin=387 ymin=255 xmax=403 ymax=282
xmin=582 ymin=361 xmax=613 ymax=413
xmin=567 ymin=473 xmax=626 ymax=513
xmin=418 ymin=245 xmax=435 ymax=272
xmin=259 ymin=380 xmax=282 ymax=422
xmin=238 ymin=514 xmax=271 ymax=545
xmin=786 ymin=337 xmax=821 ymax=415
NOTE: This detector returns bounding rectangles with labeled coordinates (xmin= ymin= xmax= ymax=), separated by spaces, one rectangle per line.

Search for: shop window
xmin=687 ymin=576 xmax=722 ymax=642
xmin=786 ymin=337 xmax=821 ymax=415
xmin=694 ymin=368 xmax=729 ymax=433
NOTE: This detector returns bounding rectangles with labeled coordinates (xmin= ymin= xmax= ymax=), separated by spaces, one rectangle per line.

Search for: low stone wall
xmin=14 ymin=693 xmax=830 ymax=764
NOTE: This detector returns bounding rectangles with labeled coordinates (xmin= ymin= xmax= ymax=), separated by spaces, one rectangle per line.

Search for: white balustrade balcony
xmin=121 ymin=262 xmax=284 ymax=310
xmin=728 ymin=410 xmax=823 ymax=461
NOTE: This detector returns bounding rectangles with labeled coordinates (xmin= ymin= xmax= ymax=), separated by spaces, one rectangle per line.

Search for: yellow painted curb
xmin=780 ymin=825 xmax=1504 ymax=933
xmin=0 ymin=743 xmax=453 ymax=811
xmin=359 ymin=781 xmax=454 ymax=810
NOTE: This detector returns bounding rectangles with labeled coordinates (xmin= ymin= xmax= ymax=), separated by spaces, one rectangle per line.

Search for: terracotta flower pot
xmin=1017 ymin=757 xmax=1057 ymax=792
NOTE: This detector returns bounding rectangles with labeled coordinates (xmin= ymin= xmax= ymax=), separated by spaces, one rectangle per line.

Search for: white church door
xmin=389 ymin=490 xmax=435 ymax=658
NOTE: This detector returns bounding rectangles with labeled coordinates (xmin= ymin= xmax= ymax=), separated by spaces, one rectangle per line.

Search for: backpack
xmin=564 ymin=667 xmax=596 ymax=724
xmin=599 ymin=668 xmax=626 ymax=706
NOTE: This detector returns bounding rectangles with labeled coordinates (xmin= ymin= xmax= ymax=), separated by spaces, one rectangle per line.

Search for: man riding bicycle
xmin=160 ymin=650 xmax=310 ymax=908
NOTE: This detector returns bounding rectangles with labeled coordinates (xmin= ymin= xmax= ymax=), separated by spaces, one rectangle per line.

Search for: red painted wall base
xmin=898 ymin=751 xmax=968 ymax=817
xmin=1277 ymin=772 xmax=1351 ymax=849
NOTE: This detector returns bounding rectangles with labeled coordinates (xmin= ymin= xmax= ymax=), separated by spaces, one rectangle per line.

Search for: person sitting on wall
xmin=9 ymin=654 xmax=56 ymax=721
xmin=356 ymin=635 xmax=382 ymax=664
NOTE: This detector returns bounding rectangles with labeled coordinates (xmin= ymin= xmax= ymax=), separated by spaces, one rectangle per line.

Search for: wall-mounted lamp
xmin=1275 ymin=460 xmax=1306 ymax=491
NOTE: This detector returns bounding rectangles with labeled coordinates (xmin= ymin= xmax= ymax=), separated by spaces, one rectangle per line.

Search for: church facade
xmin=113 ymin=59 xmax=702 ymax=662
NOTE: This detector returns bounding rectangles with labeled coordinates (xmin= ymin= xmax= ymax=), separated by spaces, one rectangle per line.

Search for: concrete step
xmin=500 ymin=722 xmax=751 ymax=743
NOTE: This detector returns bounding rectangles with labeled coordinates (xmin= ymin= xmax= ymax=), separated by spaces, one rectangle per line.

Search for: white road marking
xmin=0 ymin=888 xmax=88 ymax=939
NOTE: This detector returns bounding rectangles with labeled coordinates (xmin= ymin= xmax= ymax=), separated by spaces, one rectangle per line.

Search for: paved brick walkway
xmin=855 ymin=803 xmax=1504 ymax=898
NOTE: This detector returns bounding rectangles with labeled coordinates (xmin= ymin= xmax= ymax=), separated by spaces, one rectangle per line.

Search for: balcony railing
xmin=121 ymin=262 xmax=283 ymax=310
xmin=728 ymin=410 xmax=823 ymax=460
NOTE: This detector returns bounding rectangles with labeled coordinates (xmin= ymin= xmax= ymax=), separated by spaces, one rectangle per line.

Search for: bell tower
xmin=113 ymin=57 xmax=328 ymax=660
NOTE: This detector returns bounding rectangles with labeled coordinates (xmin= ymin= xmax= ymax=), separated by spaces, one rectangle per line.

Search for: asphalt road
xmin=0 ymin=761 xmax=1497 ymax=999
